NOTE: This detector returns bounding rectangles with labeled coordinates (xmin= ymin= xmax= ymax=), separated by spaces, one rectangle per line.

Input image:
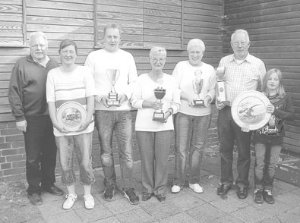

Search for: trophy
xmin=192 ymin=70 xmax=204 ymax=107
xmin=152 ymin=87 xmax=166 ymax=122
xmin=106 ymin=69 xmax=120 ymax=106
xmin=216 ymin=66 xmax=229 ymax=104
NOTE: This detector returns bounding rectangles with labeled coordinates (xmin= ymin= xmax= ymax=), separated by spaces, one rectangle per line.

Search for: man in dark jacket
xmin=8 ymin=31 xmax=64 ymax=205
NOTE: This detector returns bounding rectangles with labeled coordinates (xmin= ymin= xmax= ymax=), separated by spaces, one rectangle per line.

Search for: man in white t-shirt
xmin=85 ymin=24 xmax=139 ymax=205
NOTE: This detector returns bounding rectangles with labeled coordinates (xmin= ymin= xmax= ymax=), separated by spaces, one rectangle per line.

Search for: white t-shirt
xmin=84 ymin=48 xmax=138 ymax=111
xmin=131 ymin=73 xmax=180 ymax=132
xmin=172 ymin=61 xmax=216 ymax=116
xmin=46 ymin=65 xmax=95 ymax=136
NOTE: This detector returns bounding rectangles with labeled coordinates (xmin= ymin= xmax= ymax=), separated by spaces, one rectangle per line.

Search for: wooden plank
xmin=26 ymin=16 xmax=93 ymax=27
xmin=26 ymin=0 xmax=94 ymax=11
xmin=144 ymin=9 xmax=181 ymax=19
xmin=143 ymin=2 xmax=182 ymax=13
xmin=96 ymin=5 xmax=143 ymax=15
xmin=96 ymin=12 xmax=143 ymax=22
xmin=27 ymin=8 xmax=93 ymax=19
xmin=98 ymin=0 xmax=144 ymax=8
xmin=0 ymin=4 xmax=22 ymax=13
xmin=0 ymin=14 xmax=22 ymax=22
xmin=26 ymin=24 xmax=93 ymax=34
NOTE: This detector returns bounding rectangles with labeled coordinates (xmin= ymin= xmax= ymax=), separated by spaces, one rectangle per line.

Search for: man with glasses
xmin=216 ymin=29 xmax=266 ymax=199
xmin=8 ymin=31 xmax=64 ymax=205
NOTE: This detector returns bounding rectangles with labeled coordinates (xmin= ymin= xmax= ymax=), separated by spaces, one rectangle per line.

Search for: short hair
xmin=187 ymin=39 xmax=205 ymax=52
xmin=59 ymin=39 xmax=78 ymax=54
xmin=149 ymin=46 xmax=167 ymax=58
xmin=231 ymin=29 xmax=250 ymax=43
xmin=103 ymin=23 xmax=122 ymax=37
xmin=262 ymin=68 xmax=286 ymax=98
xmin=29 ymin=31 xmax=48 ymax=46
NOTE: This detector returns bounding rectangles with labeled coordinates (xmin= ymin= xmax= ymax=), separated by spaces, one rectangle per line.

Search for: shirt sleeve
xmin=46 ymin=70 xmax=56 ymax=103
xmin=8 ymin=62 xmax=25 ymax=121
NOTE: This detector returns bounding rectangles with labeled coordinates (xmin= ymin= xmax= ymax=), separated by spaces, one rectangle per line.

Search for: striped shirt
xmin=219 ymin=54 xmax=266 ymax=104
xmin=46 ymin=65 xmax=95 ymax=136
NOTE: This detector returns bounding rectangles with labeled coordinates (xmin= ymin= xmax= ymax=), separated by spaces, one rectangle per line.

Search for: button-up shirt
xmin=219 ymin=54 xmax=266 ymax=104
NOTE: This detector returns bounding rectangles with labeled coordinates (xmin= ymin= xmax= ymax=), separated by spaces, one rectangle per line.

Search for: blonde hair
xmin=262 ymin=68 xmax=286 ymax=98
xmin=149 ymin=46 xmax=167 ymax=58
xmin=187 ymin=39 xmax=205 ymax=52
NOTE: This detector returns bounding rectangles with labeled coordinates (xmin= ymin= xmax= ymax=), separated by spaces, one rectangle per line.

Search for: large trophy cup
xmin=152 ymin=87 xmax=166 ymax=122
xmin=106 ymin=69 xmax=120 ymax=106
xmin=216 ymin=66 xmax=229 ymax=104
xmin=192 ymin=70 xmax=204 ymax=107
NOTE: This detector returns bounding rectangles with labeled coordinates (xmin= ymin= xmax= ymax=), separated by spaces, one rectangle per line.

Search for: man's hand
xmin=100 ymin=96 xmax=109 ymax=108
xmin=119 ymin=94 xmax=128 ymax=105
xmin=16 ymin=120 xmax=27 ymax=132
xmin=76 ymin=120 xmax=91 ymax=132
xmin=216 ymin=100 xmax=226 ymax=110
xmin=54 ymin=123 xmax=69 ymax=134
xmin=204 ymin=95 xmax=212 ymax=107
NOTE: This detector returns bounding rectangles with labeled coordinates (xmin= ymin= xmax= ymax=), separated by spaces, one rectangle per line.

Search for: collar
xmin=27 ymin=55 xmax=50 ymax=67
xmin=229 ymin=53 xmax=255 ymax=64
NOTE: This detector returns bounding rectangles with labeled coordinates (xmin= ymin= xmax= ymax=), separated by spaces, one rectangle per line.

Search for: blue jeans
xmin=24 ymin=116 xmax=57 ymax=195
xmin=95 ymin=110 xmax=134 ymax=189
xmin=255 ymin=142 xmax=282 ymax=190
xmin=56 ymin=133 xmax=95 ymax=185
xmin=174 ymin=113 xmax=211 ymax=186
xmin=136 ymin=130 xmax=173 ymax=196
xmin=217 ymin=106 xmax=251 ymax=187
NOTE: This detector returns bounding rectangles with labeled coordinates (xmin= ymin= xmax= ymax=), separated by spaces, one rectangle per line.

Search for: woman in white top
xmin=131 ymin=46 xmax=180 ymax=202
xmin=171 ymin=39 xmax=216 ymax=194
xmin=47 ymin=39 xmax=95 ymax=210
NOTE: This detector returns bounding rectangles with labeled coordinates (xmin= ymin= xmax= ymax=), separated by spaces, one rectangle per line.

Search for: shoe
xmin=123 ymin=188 xmax=139 ymax=205
xmin=142 ymin=192 xmax=152 ymax=201
xmin=62 ymin=194 xmax=77 ymax=210
xmin=189 ymin=183 xmax=204 ymax=194
xmin=83 ymin=194 xmax=95 ymax=209
xmin=263 ymin=190 xmax=275 ymax=204
xmin=254 ymin=189 xmax=264 ymax=204
xmin=103 ymin=185 xmax=115 ymax=201
xmin=28 ymin=193 xmax=43 ymax=206
xmin=236 ymin=186 xmax=248 ymax=199
xmin=217 ymin=184 xmax=231 ymax=196
xmin=155 ymin=194 xmax=166 ymax=202
xmin=171 ymin=185 xmax=181 ymax=193
xmin=42 ymin=185 xmax=64 ymax=196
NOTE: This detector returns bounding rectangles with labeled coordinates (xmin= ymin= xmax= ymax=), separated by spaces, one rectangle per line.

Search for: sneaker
xmin=62 ymin=194 xmax=77 ymax=210
xmin=254 ymin=189 xmax=264 ymax=204
xmin=103 ymin=186 xmax=115 ymax=201
xmin=123 ymin=188 xmax=139 ymax=205
xmin=263 ymin=190 xmax=275 ymax=204
xmin=83 ymin=194 xmax=95 ymax=209
xmin=171 ymin=185 xmax=181 ymax=193
xmin=189 ymin=183 xmax=204 ymax=193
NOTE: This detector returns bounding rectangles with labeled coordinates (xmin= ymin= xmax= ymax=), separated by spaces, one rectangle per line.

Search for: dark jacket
xmin=8 ymin=55 xmax=58 ymax=121
xmin=253 ymin=93 xmax=295 ymax=144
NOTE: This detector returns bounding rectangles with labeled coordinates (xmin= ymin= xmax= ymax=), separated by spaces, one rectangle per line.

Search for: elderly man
xmin=216 ymin=29 xmax=266 ymax=199
xmin=171 ymin=39 xmax=216 ymax=194
xmin=8 ymin=32 xmax=64 ymax=205
xmin=85 ymin=24 xmax=139 ymax=205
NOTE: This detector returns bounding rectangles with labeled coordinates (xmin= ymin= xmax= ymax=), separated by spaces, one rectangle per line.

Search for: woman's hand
xmin=266 ymin=104 xmax=275 ymax=114
xmin=54 ymin=123 xmax=69 ymax=133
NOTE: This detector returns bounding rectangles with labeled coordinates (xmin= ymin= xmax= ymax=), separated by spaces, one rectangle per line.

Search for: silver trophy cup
xmin=192 ymin=70 xmax=204 ymax=106
xmin=106 ymin=69 xmax=120 ymax=106
xmin=152 ymin=87 xmax=166 ymax=122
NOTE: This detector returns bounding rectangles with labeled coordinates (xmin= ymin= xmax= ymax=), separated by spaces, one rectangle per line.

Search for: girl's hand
xmin=266 ymin=104 xmax=275 ymax=114
xmin=54 ymin=123 xmax=69 ymax=133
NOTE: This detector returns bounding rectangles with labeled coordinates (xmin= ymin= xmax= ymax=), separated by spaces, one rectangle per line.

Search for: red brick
xmin=12 ymin=160 xmax=26 ymax=168
xmin=6 ymin=154 xmax=24 ymax=162
xmin=0 ymin=143 xmax=11 ymax=150
xmin=0 ymin=156 xmax=5 ymax=163
xmin=0 ymin=170 xmax=2 ymax=178
xmin=1 ymin=173 xmax=25 ymax=182
xmin=1 ymin=162 xmax=11 ymax=169
xmin=7 ymin=122 xmax=17 ymax=128
xmin=6 ymin=135 xmax=24 ymax=142
xmin=3 ymin=167 xmax=25 ymax=176
xmin=1 ymin=148 xmax=24 ymax=156
xmin=11 ymin=141 xmax=25 ymax=148
xmin=1 ymin=129 xmax=21 ymax=136
xmin=0 ymin=123 xmax=8 ymax=129
xmin=0 ymin=137 xmax=4 ymax=143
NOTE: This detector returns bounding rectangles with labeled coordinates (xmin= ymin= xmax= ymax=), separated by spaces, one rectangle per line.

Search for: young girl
xmin=253 ymin=68 xmax=295 ymax=204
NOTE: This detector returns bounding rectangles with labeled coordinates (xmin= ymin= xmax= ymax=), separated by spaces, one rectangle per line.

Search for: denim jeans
xmin=217 ymin=106 xmax=251 ymax=187
xmin=24 ymin=116 xmax=57 ymax=195
xmin=136 ymin=130 xmax=172 ymax=196
xmin=255 ymin=142 xmax=282 ymax=190
xmin=95 ymin=110 xmax=134 ymax=189
xmin=174 ymin=113 xmax=211 ymax=186
xmin=55 ymin=132 xmax=95 ymax=185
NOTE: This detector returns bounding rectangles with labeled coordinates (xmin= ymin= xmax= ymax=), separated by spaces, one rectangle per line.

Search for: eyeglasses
xmin=31 ymin=44 xmax=47 ymax=49
xmin=232 ymin=42 xmax=248 ymax=47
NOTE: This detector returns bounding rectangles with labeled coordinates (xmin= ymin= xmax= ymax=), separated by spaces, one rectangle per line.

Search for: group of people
xmin=8 ymin=23 xmax=294 ymax=210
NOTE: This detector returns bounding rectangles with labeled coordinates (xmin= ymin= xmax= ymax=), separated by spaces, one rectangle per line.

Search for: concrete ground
xmin=1 ymin=153 xmax=300 ymax=223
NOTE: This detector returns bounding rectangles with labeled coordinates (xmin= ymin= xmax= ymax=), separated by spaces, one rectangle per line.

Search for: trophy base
xmin=152 ymin=112 xmax=165 ymax=122
xmin=107 ymin=99 xmax=120 ymax=107
xmin=193 ymin=99 xmax=204 ymax=107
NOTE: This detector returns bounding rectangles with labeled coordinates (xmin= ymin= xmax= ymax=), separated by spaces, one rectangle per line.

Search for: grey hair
xmin=231 ymin=29 xmax=250 ymax=43
xmin=187 ymin=39 xmax=205 ymax=52
xmin=149 ymin=46 xmax=167 ymax=58
xmin=103 ymin=23 xmax=122 ymax=37
xmin=29 ymin=31 xmax=48 ymax=46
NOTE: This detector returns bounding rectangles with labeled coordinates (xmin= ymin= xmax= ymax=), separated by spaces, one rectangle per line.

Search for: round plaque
xmin=231 ymin=90 xmax=271 ymax=130
xmin=56 ymin=102 xmax=86 ymax=131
